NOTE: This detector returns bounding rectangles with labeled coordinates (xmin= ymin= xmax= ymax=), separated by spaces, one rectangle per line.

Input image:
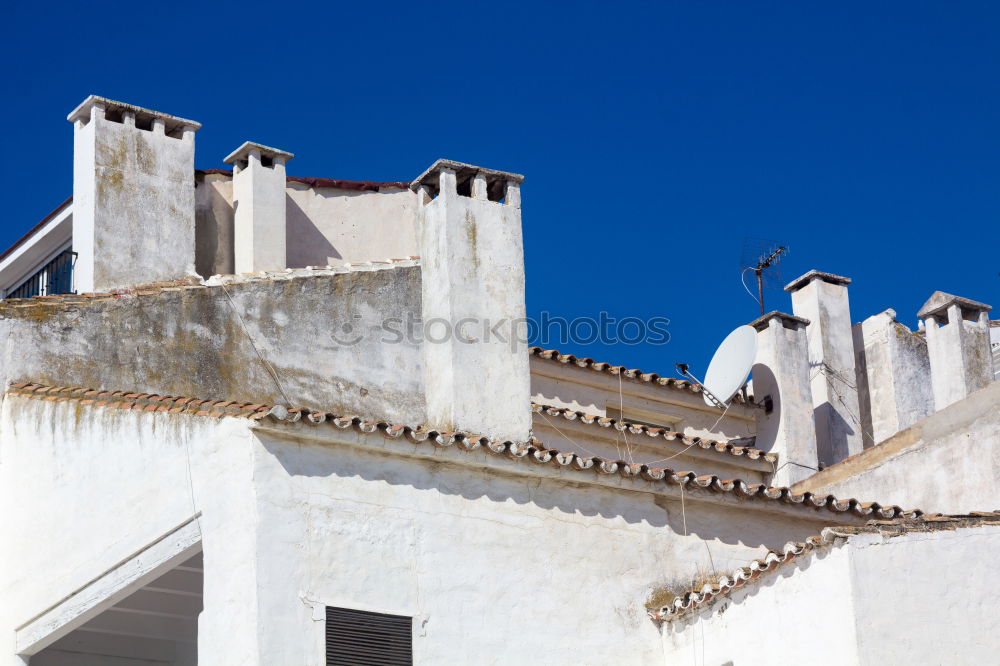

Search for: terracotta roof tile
xmin=532 ymin=403 xmax=776 ymax=463
xmin=8 ymin=383 xmax=918 ymax=524
xmin=529 ymin=347 xmax=755 ymax=404
xmin=649 ymin=512 xmax=1000 ymax=622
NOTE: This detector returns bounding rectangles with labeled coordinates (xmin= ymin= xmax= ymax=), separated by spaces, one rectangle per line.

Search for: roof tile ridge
xmin=530 ymin=403 xmax=776 ymax=462
xmin=8 ymin=383 xmax=922 ymax=523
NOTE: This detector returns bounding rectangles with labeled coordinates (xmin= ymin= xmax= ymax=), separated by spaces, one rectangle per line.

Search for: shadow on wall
xmin=257 ymin=431 xmax=827 ymax=550
xmin=666 ymin=543 xmax=841 ymax=635
xmin=750 ymin=363 xmax=779 ymax=453
xmin=813 ymin=402 xmax=858 ymax=467
xmin=286 ymin=194 xmax=342 ymax=268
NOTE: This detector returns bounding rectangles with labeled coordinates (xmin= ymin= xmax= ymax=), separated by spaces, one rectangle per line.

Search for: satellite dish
xmin=701 ymin=325 xmax=757 ymax=407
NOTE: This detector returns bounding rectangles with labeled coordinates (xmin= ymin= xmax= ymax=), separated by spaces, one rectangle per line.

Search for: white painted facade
xmin=795 ymin=380 xmax=1000 ymax=514
xmin=663 ymin=523 xmax=1000 ymax=666
xmin=4 ymin=93 xmax=1000 ymax=665
xmin=1 ymin=395 xmax=848 ymax=666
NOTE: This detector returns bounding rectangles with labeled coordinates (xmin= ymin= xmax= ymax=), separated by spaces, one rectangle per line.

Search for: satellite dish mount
xmin=675 ymin=325 xmax=758 ymax=410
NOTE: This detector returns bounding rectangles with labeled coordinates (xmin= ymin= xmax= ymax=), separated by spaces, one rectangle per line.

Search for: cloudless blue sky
xmin=3 ymin=1 xmax=998 ymax=376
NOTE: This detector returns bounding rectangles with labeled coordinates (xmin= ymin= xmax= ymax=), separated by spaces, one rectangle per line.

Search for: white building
xmin=0 ymin=95 xmax=996 ymax=665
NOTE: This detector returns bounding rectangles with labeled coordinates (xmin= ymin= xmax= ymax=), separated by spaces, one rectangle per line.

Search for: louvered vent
xmin=326 ymin=606 xmax=413 ymax=666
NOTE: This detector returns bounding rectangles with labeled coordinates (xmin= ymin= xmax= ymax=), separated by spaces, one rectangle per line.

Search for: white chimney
xmin=223 ymin=142 xmax=293 ymax=274
xmin=917 ymin=291 xmax=993 ymax=410
xmin=785 ymin=270 xmax=863 ymax=466
xmin=852 ymin=309 xmax=933 ymax=445
xmin=69 ymin=95 xmax=200 ymax=292
xmin=411 ymin=159 xmax=530 ymax=443
xmin=750 ymin=311 xmax=818 ymax=486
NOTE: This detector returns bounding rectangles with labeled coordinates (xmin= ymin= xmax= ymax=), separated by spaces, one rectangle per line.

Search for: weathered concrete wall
xmin=0 ymin=267 xmax=424 ymax=424
xmin=794 ymin=380 xmax=1000 ymax=514
xmin=248 ymin=424 xmax=841 ymax=666
xmin=418 ymin=167 xmax=531 ymax=441
xmin=530 ymin=359 xmax=760 ymax=442
xmin=787 ymin=272 xmax=863 ymax=464
xmin=918 ymin=293 xmax=993 ymax=410
xmin=194 ymin=174 xmax=235 ymax=278
xmin=852 ymin=310 xmax=933 ymax=446
xmin=663 ymin=525 xmax=1000 ymax=666
xmin=72 ymin=100 xmax=198 ymax=292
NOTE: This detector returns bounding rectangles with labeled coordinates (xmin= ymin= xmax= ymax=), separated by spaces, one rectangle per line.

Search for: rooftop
xmin=649 ymin=511 xmax=1000 ymax=622
xmin=8 ymin=382 xmax=920 ymax=523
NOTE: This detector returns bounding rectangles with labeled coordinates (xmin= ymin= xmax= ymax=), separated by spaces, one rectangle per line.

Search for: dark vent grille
xmin=326 ymin=606 xmax=412 ymax=666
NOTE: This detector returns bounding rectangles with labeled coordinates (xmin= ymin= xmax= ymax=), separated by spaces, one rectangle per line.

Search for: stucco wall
xmin=193 ymin=178 xmax=418 ymax=277
xmin=663 ymin=525 xmax=1000 ymax=665
xmin=194 ymin=174 xmax=235 ymax=278
xmin=794 ymin=380 xmax=1000 ymax=514
xmin=1 ymin=393 xmax=861 ymax=666
xmin=247 ymin=423 xmax=842 ymax=666
xmin=663 ymin=543 xmax=858 ymax=665
xmin=73 ymin=112 xmax=196 ymax=292
xmin=285 ymin=184 xmax=417 ymax=268
xmin=0 ymin=397 xmax=256 ymax=665
xmin=0 ymin=267 xmax=424 ymax=424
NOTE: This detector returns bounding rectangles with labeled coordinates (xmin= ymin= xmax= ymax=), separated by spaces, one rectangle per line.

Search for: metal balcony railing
xmin=6 ymin=250 xmax=77 ymax=299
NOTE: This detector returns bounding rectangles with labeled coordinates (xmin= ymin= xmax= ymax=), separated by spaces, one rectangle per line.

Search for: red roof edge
xmin=0 ymin=196 xmax=74 ymax=264
xmin=195 ymin=169 xmax=409 ymax=192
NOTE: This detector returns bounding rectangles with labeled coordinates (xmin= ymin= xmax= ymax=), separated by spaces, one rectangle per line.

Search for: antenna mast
xmin=752 ymin=246 xmax=787 ymax=315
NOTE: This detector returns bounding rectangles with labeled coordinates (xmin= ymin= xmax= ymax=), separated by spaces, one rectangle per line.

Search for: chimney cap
xmin=784 ymin=269 xmax=852 ymax=293
xmin=917 ymin=291 xmax=992 ymax=320
xmin=223 ymin=141 xmax=294 ymax=165
xmin=749 ymin=310 xmax=810 ymax=332
xmin=410 ymin=158 xmax=524 ymax=194
xmin=67 ymin=95 xmax=202 ymax=130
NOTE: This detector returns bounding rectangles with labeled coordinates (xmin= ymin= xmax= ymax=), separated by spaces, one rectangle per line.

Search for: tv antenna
xmin=740 ymin=239 xmax=789 ymax=316
xmin=676 ymin=325 xmax=758 ymax=409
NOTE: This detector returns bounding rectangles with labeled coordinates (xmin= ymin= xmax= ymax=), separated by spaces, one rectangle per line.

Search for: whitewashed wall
xmin=1 ymin=397 xmax=848 ymax=666
xmin=796 ymin=380 xmax=1000 ymax=514
xmin=663 ymin=524 xmax=1000 ymax=665
xmin=247 ymin=424 xmax=843 ymax=666
xmin=0 ymin=396 xmax=256 ymax=666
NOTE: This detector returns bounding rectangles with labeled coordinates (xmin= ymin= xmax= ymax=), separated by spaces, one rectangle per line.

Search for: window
xmin=326 ymin=606 xmax=412 ymax=666
xmin=6 ymin=249 xmax=76 ymax=299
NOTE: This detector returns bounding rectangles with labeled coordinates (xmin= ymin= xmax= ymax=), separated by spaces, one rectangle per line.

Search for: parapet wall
xmin=0 ymin=264 xmax=424 ymax=423
xmin=194 ymin=172 xmax=418 ymax=278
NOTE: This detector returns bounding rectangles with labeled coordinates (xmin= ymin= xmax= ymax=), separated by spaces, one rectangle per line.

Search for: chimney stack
xmin=917 ymin=292 xmax=993 ymax=410
xmin=750 ymin=311 xmax=818 ymax=486
xmin=223 ymin=142 xmax=293 ymax=274
xmin=69 ymin=96 xmax=200 ymax=292
xmin=411 ymin=159 xmax=530 ymax=443
xmin=852 ymin=310 xmax=933 ymax=445
xmin=785 ymin=270 xmax=863 ymax=466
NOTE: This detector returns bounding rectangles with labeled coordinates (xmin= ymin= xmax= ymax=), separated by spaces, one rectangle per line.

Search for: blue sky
xmin=3 ymin=1 xmax=998 ymax=376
